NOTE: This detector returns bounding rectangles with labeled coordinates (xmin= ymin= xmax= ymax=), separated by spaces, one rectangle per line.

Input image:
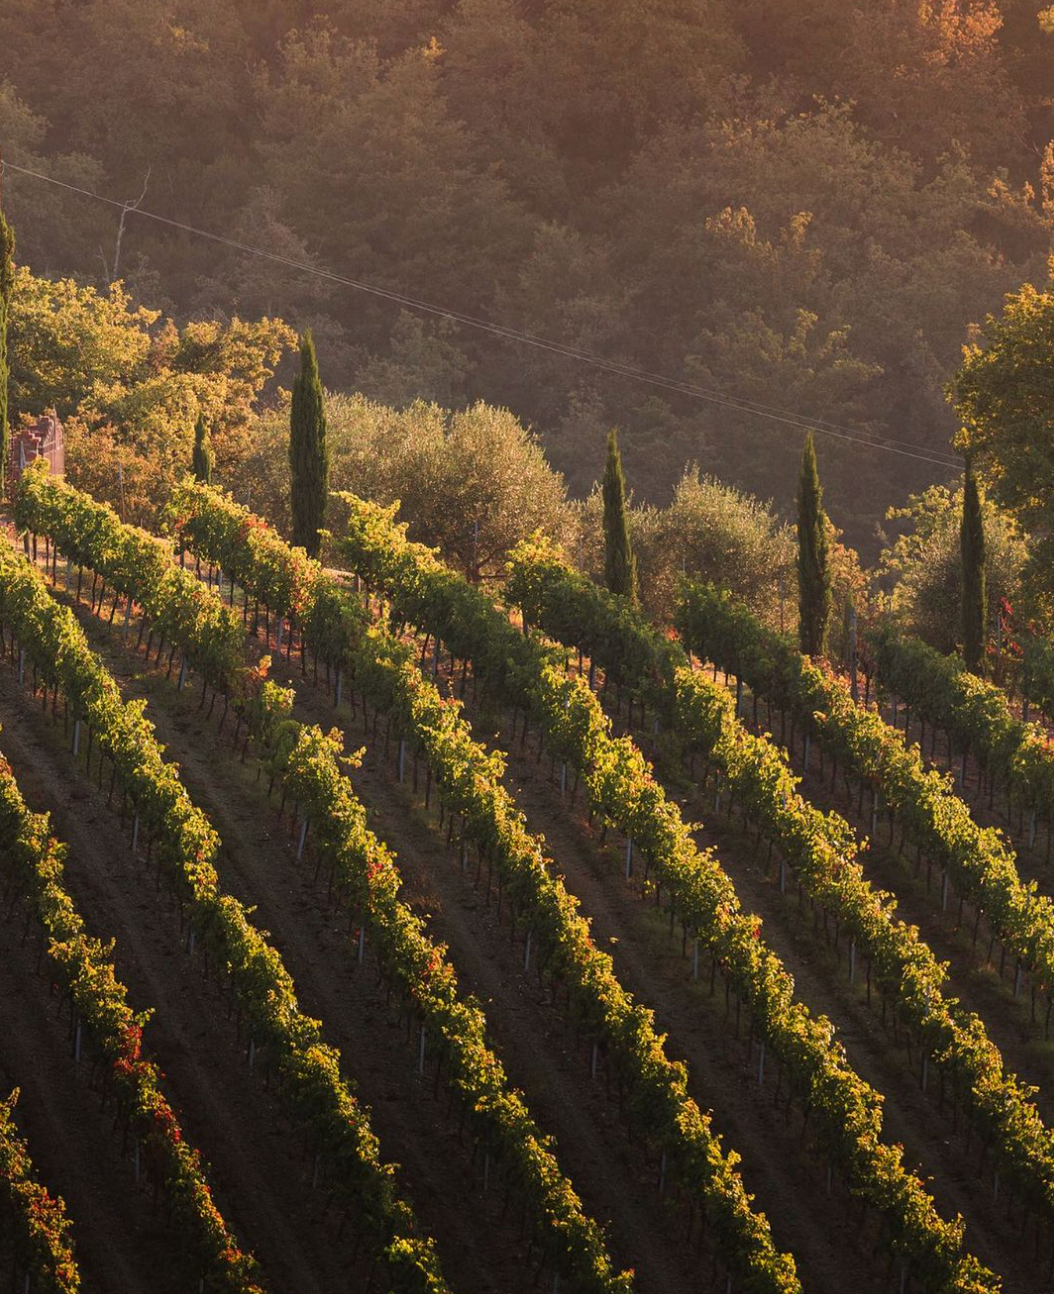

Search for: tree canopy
xmin=797 ymin=432 xmax=832 ymax=656
xmin=951 ymin=258 xmax=1054 ymax=601
xmin=878 ymin=482 xmax=1028 ymax=652
xmin=0 ymin=0 xmax=1051 ymax=548
xmin=602 ymin=429 xmax=637 ymax=603
xmin=6 ymin=267 xmax=293 ymax=523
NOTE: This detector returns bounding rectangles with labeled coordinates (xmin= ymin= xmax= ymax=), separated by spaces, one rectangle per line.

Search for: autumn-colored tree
xmin=950 ymin=261 xmax=1054 ymax=603
xmin=0 ymin=0 xmax=1051 ymax=550
xmin=6 ymin=268 xmax=291 ymax=523
xmin=879 ymin=483 xmax=1028 ymax=653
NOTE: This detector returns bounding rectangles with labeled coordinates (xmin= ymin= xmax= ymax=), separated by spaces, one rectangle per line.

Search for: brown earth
xmin=120 ymin=578 xmax=1054 ymax=1290
xmin=121 ymin=597 xmax=894 ymax=1294
xmin=0 ymin=675 xmax=380 ymax=1294
xmin=452 ymin=681 xmax=1050 ymax=1294
xmin=0 ymin=906 xmax=181 ymax=1294
xmin=746 ymin=685 xmax=1054 ymax=1118
xmin=0 ymin=565 xmax=677 ymax=1294
xmin=9 ymin=546 xmax=1051 ymax=1293
xmin=536 ymin=658 xmax=1054 ymax=1290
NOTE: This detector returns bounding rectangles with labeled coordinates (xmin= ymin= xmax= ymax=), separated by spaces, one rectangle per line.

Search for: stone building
xmin=8 ymin=413 xmax=64 ymax=486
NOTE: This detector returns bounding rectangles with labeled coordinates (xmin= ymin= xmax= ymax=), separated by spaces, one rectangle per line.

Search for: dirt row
xmin=0 ymin=883 xmax=180 ymax=1294
xmin=457 ymin=673 xmax=1054 ymax=1292
xmin=788 ymin=672 xmax=1054 ymax=903
xmin=581 ymin=667 xmax=1054 ymax=1125
xmin=22 ymin=553 xmax=874 ymax=1293
xmin=0 ymin=665 xmax=385 ymax=1294
xmin=883 ymin=692 xmax=1054 ymax=895
xmin=735 ymin=685 xmax=1054 ymax=1112
xmin=578 ymin=662 xmax=1054 ymax=1281
xmin=277 ymin=677 xmax=859 ymax=1292
xmin=9 ymin=572 xmax=685 ymax=1294
xmin=564 ymin=656 xmax=1054 ymax=1274
xmin=236 ymin=619 xmax=904 ymax=1290
xmin=16 ymin=553 xmax=1048 ymax=1292
xmin=547 ymin=651 xmax=1054 ymax=1114
xmin=141 ymin=576 xmax=1049 ymax=1292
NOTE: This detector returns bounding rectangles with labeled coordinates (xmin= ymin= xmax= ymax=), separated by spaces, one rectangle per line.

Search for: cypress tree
xmin=961 ymin=457 xmax=987 ymax=674
xmin=796 ymin=431 xmax=832 ymax=657
xmin=0 ymin=209 xmax=14 ymax=497
xmin=289 ymin=331 xmax=329 ymax=558
xmin=191 ymin=413 xmax=215 ymax=485
xmin=602 ymin=428 xmax=636 ymax=603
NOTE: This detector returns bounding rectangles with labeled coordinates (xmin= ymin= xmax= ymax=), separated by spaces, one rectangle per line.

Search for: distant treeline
xmin=2 ymin=0 xmax=1053 ymax=544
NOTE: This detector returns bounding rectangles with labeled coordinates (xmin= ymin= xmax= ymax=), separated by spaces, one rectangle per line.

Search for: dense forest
xmin=2 ymin=0 xmax=1053 ymax=548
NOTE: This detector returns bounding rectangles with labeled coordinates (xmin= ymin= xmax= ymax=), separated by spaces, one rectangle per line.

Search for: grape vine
xmin=164 ymin=479 xmax=803 ymax=1294
xmin=507 ymin=540 xmax=1054 ymax=1240
xmin=328 ymin=495 xmax=999 ymax=1294
xmin=19 ymin=468 xmax=641 ymax=1294
xmin=676 ymin=582 xmax=1054 ymax=1037
xmin=0 ymin=746 xmax=264 ymax=1292
xmin=0 ymin=542 xmax=451 ymax=1294
xmin=0 ymin=1090 xmax=80 ymax=1294
xmin=865 ymin=625 xmax=1054 ymax=831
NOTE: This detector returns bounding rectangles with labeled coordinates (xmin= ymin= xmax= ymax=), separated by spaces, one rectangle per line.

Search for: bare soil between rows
xmin=267 ymin=633 xmax=901 ymax=1292
xmin=747 ymin=686 xmax=1054 ymax=1114
xmin=0 ymin=671 xmax=377 ymax=1294
xmin=554 ymin=660 xmax=1054 ymax=1292
xmin=146 ymin=580 xmax=1051 ymax=1292
xmin=13 ymin=546 xmax=1051 ymax=1293
xmin=458 ymin=684 xmax=1049 ymax=1294
xmin=5 ymin=568 xmax=689 ymax=1294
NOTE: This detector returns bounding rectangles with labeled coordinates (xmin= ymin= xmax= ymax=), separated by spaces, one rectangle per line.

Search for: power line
xmin=2 ymin=158 xmax=963 ymax=472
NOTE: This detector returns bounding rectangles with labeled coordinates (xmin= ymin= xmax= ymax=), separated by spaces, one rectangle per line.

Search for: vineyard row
xmin=0 ymin=531 xmax=451 ymax=1294
xmin=328 ymin=495 xmax=997 ymax=1294
xmin=504 ymin=537 xmax=1054 ymax=1246
xmin=0 ymin=745 xmax=263 ymax=1292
